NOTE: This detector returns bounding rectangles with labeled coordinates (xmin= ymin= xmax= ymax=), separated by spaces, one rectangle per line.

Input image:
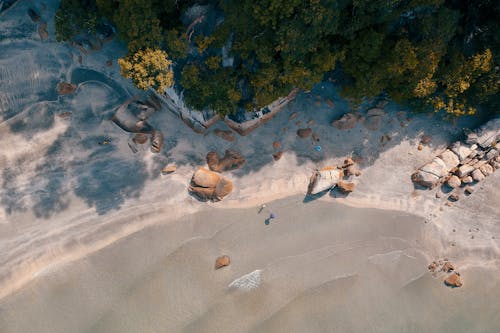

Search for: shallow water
xmin=0 ymin=196 xmax=498 ymax=333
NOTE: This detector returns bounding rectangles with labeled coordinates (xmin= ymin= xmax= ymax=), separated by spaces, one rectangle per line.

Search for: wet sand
xmin=0 ymin=196 xmax=498 ymax=333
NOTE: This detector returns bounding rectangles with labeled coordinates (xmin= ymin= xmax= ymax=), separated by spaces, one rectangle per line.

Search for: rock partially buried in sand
xmin=215 ymin=255 xmax=230 ymax=269
xmin=206 ymin=150 xmax=246 ymax=173
xmin=446 ymin=175 xmax=461 ymax=188
xmin=337 ymin=181 xmax=355 ymax=193
xmin=297 ymin=128 xmax=312 ymax=138
xmin=213 ymin=129 xmax=235 ymax=142
xmin=162 ymin=164 xmax=176 ymax=174
xmin=448 ymin=193 xmax=459 ymax=202
xmin=57 ymin=82 xmax=77 ymax=95
xmin=444 ymin=272 xmax=463 ymax=288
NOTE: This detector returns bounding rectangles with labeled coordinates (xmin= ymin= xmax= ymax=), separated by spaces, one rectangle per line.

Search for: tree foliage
xmin=118 ymin=48 xmax=174 ymax=92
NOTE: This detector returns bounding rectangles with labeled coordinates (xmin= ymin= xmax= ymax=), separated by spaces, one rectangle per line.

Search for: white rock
xmin=439 ymin=149 xmax=460 ymax=170
xmin=472 ymin=169 xmax=485 ymax=182
xmin=451 ymin=143 xmax=472 ymax=162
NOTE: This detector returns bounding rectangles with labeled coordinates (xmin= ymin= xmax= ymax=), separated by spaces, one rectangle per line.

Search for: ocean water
xmin=0 ymin=196 xmax=498 ymax=333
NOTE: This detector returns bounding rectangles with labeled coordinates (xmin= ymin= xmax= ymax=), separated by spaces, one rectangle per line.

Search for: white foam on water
xmin=228 ymin=269 xmax=263 ymax=291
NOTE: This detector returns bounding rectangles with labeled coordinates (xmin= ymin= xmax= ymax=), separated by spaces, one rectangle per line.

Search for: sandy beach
xmin=0 ymin=1 xmax=499 ymax=332
xmin=1 ymin=196 xmax=499 ymax=333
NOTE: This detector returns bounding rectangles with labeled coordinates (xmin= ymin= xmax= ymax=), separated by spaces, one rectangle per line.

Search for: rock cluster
xmin=412 ymin=121 xmax=499 ymax=195
xmin=206 ymin=150 xmax=246 ymax=173
xmin=189 ymin=167 xmax=233 ymax=201
xmin=307 ymin=158 xmax=361 ymax=195
xmin=428 ymin=259 xmax=463 ymax=288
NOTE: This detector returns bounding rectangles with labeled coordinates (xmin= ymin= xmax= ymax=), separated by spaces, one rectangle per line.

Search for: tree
xmin=118 ymin=48 xmax=174 ymax=93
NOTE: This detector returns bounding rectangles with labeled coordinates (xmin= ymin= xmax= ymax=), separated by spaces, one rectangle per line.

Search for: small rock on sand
xmin=272 ymin=151 xmax=283 ymax=161
xmin=337 ymin=181 xmax=355 ymax=193
xmin=215 ymin=255 xmax=230 ymax=269
xmin=444 ymin=272 xmax=463 ymax=288
xmin=297 ymin=128 xmax=312 ymax=138
xmin=162 ymin=164 xmax=176 ymax=174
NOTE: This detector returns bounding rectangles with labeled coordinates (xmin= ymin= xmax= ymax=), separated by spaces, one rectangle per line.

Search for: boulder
xmin=486 ymin=149 xmax=498 ymax=161
xmin=451 ymin=143 xmax=472 ymax=162
xmin=411 ymin=170 xmax=440 ymax=188
xmin=442 ymin=262 xmax=454 ymax=272
xmin=337 ymin=181 xmax=355 ymax=193
xmin=342 ymin=158 xmax=355 ymax=168
xmin=272 ymin=151 xmax=283 ymax=161
xmin=344 ymin=165 xmax=357 ymax=177
xmin=192 ymin=167 xmax=221 ymax=188
xmin=189 ymin=167 xmax=233 ymax=201
xmin=38 ymin=22 xmax=48 ymax=40
xmin=457 ymin=164 xmax=475 ymax=177
xmin=421 ymin=157 xmax=448 ymax=178
xmin=479 ymin=163 xmax=494 ymax=176
xmin=57 ymin=82 xmax=77 ymax=95
xmin=439 ymin=150 xmax=460 ymax=170
xmin=206 ymin=150 xmax=246 ymax=173
xmin=446 ymin=175 xmax=461 ymax=188
xmin=444 ymin=272 xmax=463 ymax=288
xmin=297 ymin=128 xmax=312 ymax=138
xmin=162 ymin=164 xmax=176 ymax=174
xmin=471 ymin=169 xmax=485 ymax=182
xmin=213 ymin=129 xmax=235 ymax=142
xmin=308 ymin=168 xmax=342 ymax=195
xmin=464 ymin=186 xmax=474 ymax=195
xmin=132 ymin=133 xmax=148 ymax=144
xmin=332 ymin=113 xmax=358 ymax=130
xmin=151 ymin=130 xmax=164 ymax=153
xmin=273 ymin=141 xmax=281 ymax=149
xmin=461 ymin=176 xmax=473 ymax=184
xmin=215 ymin=255 xmax=231 ymax=269
xmin=448 ymin=193 xmax=459 ymax=202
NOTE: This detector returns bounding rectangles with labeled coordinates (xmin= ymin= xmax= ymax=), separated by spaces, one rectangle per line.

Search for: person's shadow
xmin=265 ymin=218 xmax=271 ymax=225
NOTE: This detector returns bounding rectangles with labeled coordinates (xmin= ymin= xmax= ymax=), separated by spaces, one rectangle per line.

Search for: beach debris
xmin=272 ymin=151 xmax=283 ymax=161
xmin=444 ymin=272 xmax=463 ymax=288
xmin=189 ymin=167 xmax=233 ymax=201
xmin=228 ymin=269 xmax=262 ymax=291
xmin=314 ymin=145 xmax=322 ymax=152
xmin=273 ymin=141 xmax=281 ymax=149
xmin=297 ymin=127 xmax=312 ymax=138
xmin=206 ymin=150 xmax=246 ymax=173
xmin=27 ymin=8 xmax=41 ymax=22
xmin=38 ymin=22 xmax=48 ymax=40
xmin=151 ymin=130 xmax=164 ymax=153
xmin=215 ymin=255 xmax=231 ymax=269
xmin=308 ymin=166 xmax=342 ymax=195
xmin=162 ymin=164 xmax=176 ymax=174
xmin=446 ymin=175 xmax=461 ymax=188
xmin=213 ymin=129 xmax=235 ymax=142
xmin=332 ymin=112 xmax=359 ymax=130
xmin=337 ymin=181 xmax=355 ymax=193
xmin=57 ymin=82 xmax=77 ymax=95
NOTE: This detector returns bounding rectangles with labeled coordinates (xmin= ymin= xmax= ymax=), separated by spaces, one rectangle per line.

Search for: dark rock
xmin=213 ymin=129 xmax=235 ymax=142
xmin=215 ymin=255 xmax=230 ymax=269
xmin=297 ymin=128 xmax=312 ymax=138
xmin=27 ymin=8 xmax=40 ymax=22
xmin=444 ymin=272 xmax=463 ymax=288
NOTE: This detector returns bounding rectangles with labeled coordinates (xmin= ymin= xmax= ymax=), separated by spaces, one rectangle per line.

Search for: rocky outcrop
xmin=206 ymin=150 xmax=246 ymax=173
xmin=332 ymin=113 xmax=359 ymax=130
xmin=308 ymin=167 xmax=342 ymax=195
xmin=213 ymin=129 xmax=235 ymax=142
xmin=412 ymin=119 xmax=499 ymax=190
xmin=215 ymin=255 xmax=231 ymax=269
xmin=189 ymin=167 xmax=233 ymax=201
xmin=272 ymin=151 xmax=283 ymax=161
xmin=57 ymin=82 xmax=77 ymax=95
xmin=337 ymin=181 xmax=355 ymax=193
xmin=444 ymin=272 xmax=463 ymax=288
